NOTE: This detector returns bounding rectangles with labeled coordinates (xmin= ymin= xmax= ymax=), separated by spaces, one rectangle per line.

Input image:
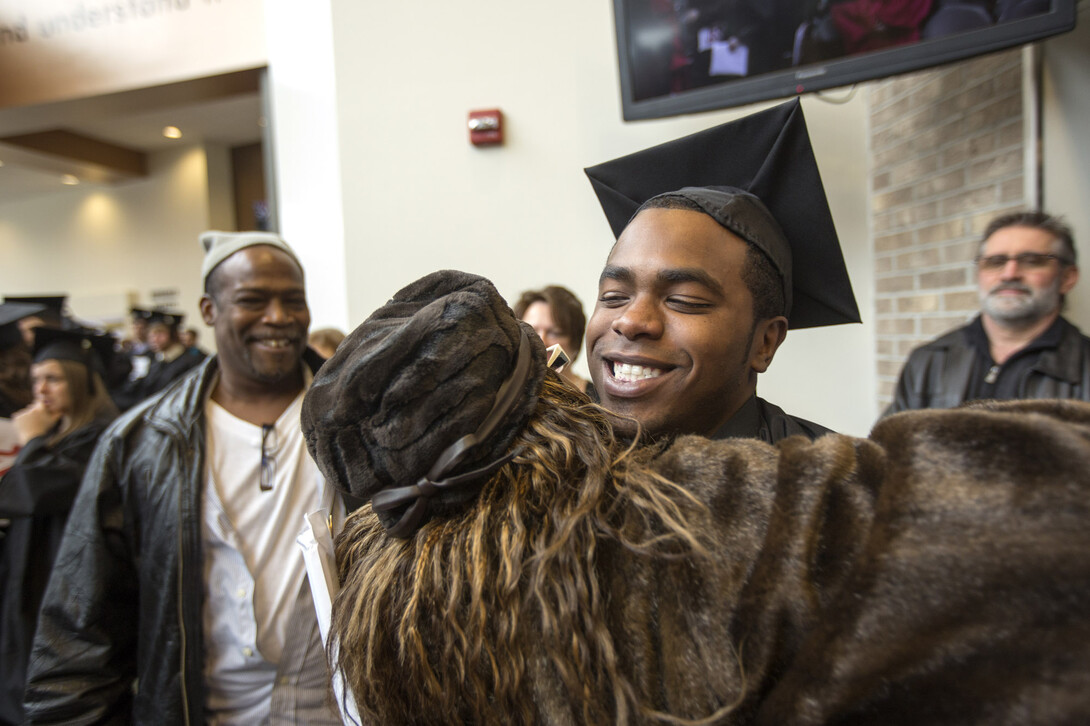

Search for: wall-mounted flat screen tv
xmin=614 ymin=0 xmax=1077 ymax=121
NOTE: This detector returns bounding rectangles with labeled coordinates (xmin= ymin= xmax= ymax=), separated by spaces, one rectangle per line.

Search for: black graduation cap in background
xmin=583 ymin=98 xmax=860 ymax=330
xmin=130 ymin=307 xmax=154 ymax=321
xmin=147 ymin=309 xmax=184 ymax=329
xmin=0 ymin=301 xmax=46 ymax=351
xmin=3 ymin=295 xmax=68 ymax=327
xmin=32 ymin=326 xmax=118 ymax=383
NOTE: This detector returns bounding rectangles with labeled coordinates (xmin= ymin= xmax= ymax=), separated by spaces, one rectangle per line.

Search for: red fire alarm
xmin=468 ymin=109 xmax=504 ymax=146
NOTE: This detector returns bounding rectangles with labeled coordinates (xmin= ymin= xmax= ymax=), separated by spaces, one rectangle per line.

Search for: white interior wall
xmin=264 ymin=0 xmax=350 ymax=333
xmin=1042 ymin=3 xmax=1090 ymax=327
xmin=0 ymin=145 xmax=213 ymax=341
xmin=305 ymin=0 xmax=876 ymax=434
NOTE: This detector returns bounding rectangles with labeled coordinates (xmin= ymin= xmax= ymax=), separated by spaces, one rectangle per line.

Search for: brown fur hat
xmin=301 ymin=270 xmax=546 ymax=534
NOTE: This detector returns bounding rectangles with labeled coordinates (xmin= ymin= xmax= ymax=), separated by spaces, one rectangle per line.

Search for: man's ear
xmin=749 ymin=316 xmax=788 ymax=374
xmin=199 ymin=294 xmax=216 ymax=326
xmin=1060 ymin=264 xmax=1079 ymax=296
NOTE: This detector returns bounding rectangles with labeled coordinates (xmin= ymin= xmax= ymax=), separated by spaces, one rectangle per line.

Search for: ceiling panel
xmin=0 ymin=71 xmax=263 ymax=201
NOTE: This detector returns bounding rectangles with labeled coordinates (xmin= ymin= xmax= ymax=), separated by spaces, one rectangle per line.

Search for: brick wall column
xmin=869 ymin=49 xmax=1029 ymax=409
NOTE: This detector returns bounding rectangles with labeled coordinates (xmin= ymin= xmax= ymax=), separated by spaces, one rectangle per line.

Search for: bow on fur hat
xmin=301 ymin=270 xmax=547 ymax=537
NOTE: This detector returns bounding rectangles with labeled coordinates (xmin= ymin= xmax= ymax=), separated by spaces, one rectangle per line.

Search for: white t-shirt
xmin=201 ymin=386 xmax=331 ymax=724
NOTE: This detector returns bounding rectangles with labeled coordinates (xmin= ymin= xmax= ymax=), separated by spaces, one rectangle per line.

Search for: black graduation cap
xmin=0 ymin=301 xmax=46 ymax=351
xmin=32 ymin=326 xmax=118 ymax=382
xmin=130 ymin=307 xmax=155 ymax=321
xmin=583 ymin=98 xmax=860 ymax=330
xmin=147 ymin=310 xmax=184 ymax=329
xmin=3 ymin=295 xmax=67 ymax=327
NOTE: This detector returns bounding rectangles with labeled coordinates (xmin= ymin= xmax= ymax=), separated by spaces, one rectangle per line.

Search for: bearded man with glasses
xmin=886 ymin=210 xmax=1090 ymax=415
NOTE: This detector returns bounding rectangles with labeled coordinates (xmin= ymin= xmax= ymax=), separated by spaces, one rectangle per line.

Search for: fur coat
xmin=523 ymin=399 xmax=1090 ymax=724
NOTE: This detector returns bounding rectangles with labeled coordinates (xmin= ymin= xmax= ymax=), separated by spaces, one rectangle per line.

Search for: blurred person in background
xmin=143 ymin=310 xmax=205 ymax=383
xmin=122 ymin=307 xmax=155 ymax=382
xmin=124 ymin=307 xmax=153 ymax=357
xmin=113 ymin=310 xmax=203 ymax=411
xmin=180 ymin=326 xmax=208 ymax=358
xmin=0 ymin=303 xmax=45 ymax=480
xmin=0 ymin=327 xmax=118 ymax=726
xmin=513 ymin=285 xmax=590 ymax=393
xmin=2 ymin=297 xmax=68 ymax=348
xmin=886 ymin=211 xmax=1088 ymax=415
xmin=308 ymin=327 xmax=345 ymax=359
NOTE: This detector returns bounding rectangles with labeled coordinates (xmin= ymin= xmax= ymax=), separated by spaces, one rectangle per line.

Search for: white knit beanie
xmin=200 ymin=231 xmax=302 ymax=284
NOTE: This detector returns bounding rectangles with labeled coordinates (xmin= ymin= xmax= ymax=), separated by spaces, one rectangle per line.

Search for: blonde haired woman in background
xmin=0 ymin=328 xmax=118 ymax=725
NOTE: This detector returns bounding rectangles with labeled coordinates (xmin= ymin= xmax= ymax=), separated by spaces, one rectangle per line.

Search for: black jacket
xmin=885 ymin=316 xmax=1090 ymax=416
xmin=0 ymin=418 xmax=112 ymax=726
xmin=23 ymin=351 xmax=329 ymax=725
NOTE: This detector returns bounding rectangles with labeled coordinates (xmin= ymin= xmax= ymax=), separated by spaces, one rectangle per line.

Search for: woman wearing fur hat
xmin=303 ymin=270 xmax=1090 ymax=725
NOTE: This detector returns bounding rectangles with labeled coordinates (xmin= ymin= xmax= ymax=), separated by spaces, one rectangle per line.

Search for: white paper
xmin=129 ymin=355 xmax=151 ymax=380
xmin=697 ymin=26 xmax=714 ymax=52
xmin=298 ymin=509 xmax=361 ymax=725
xmin=709 ymin=40 xmax=749 ymax=77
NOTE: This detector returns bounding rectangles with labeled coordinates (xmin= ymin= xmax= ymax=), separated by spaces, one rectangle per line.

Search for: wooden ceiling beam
xmin=0 ymin=129 xmax=147 ymax=182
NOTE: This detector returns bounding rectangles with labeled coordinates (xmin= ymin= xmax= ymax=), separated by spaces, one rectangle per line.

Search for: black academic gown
xmin=0 ymin=417 xmax=112 ymax=726
xmin=711 ymin=394 xmax=832 ymax=444
xmin=584 ymin=385 xmax=830 ymax=444
xmin=113 ymin=346 xmax=204 ymax=411
xmin=140 ymin=348 xmax=204 ymax=395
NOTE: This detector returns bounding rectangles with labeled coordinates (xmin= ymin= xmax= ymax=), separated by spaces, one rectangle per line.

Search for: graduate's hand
xmin=13 ymin=401 xmax=61 ymax=445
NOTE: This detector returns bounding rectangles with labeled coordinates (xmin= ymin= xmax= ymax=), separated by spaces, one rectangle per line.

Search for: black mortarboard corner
xmin=584 ymin=98 xmax=860 ymax=330
xmin=3 ymin=295 xmax=67 ymax=328
xmin=130 ymin=307 xmax=154 ymax=321
xmin=301 ymin=270 xmax=547 ymax=539
xmin=0 ymin=302 xmax=46 ymax=351
xmin=32 ymin=326 xmax=118 ymax=386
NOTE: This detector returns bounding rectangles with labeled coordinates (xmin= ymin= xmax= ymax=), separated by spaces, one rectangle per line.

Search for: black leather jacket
xmin=23 ymin=352 xmax=327 ymax=725
xmin=885 ymin=316 xmax=1090 ymax=417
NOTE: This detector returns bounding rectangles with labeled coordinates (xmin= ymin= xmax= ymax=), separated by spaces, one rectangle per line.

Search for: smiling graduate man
xmin=583 ymin=99 xmax=860 ymax=443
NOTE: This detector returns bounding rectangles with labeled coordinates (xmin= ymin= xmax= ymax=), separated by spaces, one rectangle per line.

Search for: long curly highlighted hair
xmin=330 ymin=374 xmax=725 ymax=725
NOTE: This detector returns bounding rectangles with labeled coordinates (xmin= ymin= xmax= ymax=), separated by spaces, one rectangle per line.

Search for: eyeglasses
xmin=260 ymin=423 xmax=277 ymax=492
xmin=975 ymin=253 xmax=1072 ymax=270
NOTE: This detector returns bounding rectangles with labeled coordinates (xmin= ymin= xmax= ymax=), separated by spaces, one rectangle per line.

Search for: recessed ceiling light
xmin=61 ymin=174 xmax=79 ymax=185
xmin=163 ymin=126 xmax=182 ymax=139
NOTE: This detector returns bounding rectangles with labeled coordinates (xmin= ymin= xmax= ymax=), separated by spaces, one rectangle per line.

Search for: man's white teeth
xmin=262 ymin=339 xmax=290 ymax=348
xmin=612 ymin=362 xmax=664 ymax=382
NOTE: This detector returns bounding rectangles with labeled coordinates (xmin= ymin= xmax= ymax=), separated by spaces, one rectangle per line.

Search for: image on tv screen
xmin=617 ymin=0 xmax=1074 ymax=119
